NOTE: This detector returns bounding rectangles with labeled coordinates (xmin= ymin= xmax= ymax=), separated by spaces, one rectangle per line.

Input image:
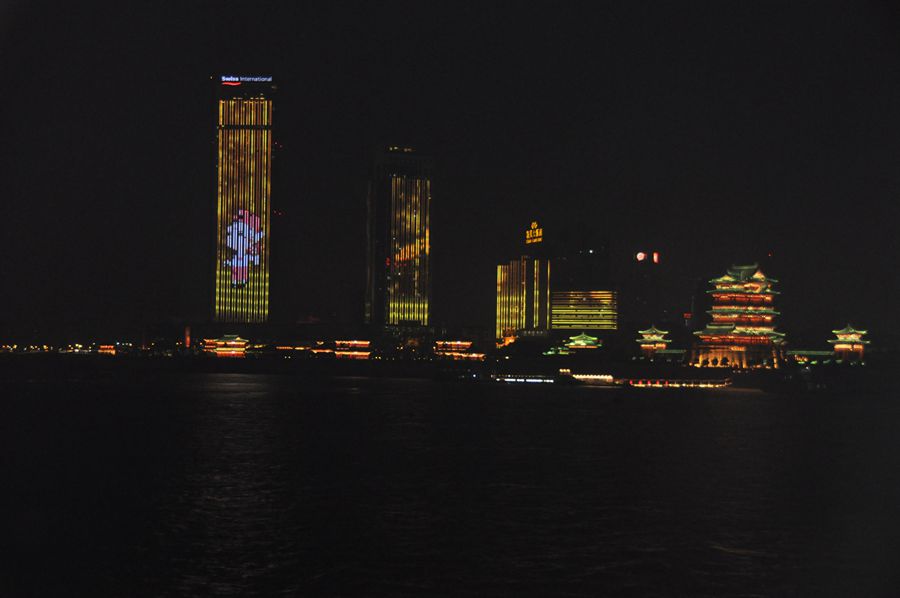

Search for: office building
xmin=550 ymin=290 xmax=618 ymax=331
xmin=365 ymin=147 xmax=432 ymax=329
xmin=496 ymin=255 xmax=551 ymax=339
xmin=213 ymin=75 xmax=275 ymax=323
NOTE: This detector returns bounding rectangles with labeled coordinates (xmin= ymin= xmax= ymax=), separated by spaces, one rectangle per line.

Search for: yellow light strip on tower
xmin=214 ymin=96 xmax=272 ymax=323
xmin=387 ymin=174 xmax=430 ymax=325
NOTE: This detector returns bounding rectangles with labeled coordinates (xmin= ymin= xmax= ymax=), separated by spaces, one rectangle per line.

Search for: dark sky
xmin=2 ymin=1 xmax=899 ymax=343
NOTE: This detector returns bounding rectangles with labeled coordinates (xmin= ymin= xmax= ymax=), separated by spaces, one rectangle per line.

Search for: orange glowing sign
xmin=525 ymin=221 xmax=543 ymax=245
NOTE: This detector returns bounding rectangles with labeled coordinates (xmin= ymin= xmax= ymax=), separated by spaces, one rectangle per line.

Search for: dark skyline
xmin=2 ymin=2 xmax=899 ymax=342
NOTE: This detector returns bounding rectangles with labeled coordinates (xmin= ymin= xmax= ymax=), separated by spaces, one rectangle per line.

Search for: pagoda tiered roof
xmin=831 ymin=324 xmax=868 ymax=336
xmin=566 ymin=332 xmax=601 ymax=348
xmin=706 ymin=288 xmax=780 ymax=295
xmin=636 ymin=325 xmax=671 ymax=344
xmin=695 ymin=323 xmax=784 ymax=336
xmin=694 ymin=323 xmax=785 ymax=343
xmin=707 ymin=264 xmax=780 ymax=296
xmin=709 ymin=264 xmax=778 ymax=284
xmin=637 ymin=325 xmax=669 ymax=336
xmin=828 ymin=324 xmax=870 ymax=344
xmin=708 ymin=307 xmax=780 ymax=315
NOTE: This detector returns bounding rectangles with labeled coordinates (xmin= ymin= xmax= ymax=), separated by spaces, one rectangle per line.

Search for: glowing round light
xmin=636 ymin=252 xmax=646 ymax=261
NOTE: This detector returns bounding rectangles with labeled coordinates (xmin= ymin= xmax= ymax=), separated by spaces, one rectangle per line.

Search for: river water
xmin=4 ymin=372 xmax=899 ymax=596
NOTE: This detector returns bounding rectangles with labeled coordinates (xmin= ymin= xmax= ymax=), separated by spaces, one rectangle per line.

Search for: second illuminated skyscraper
xmin=365 ymin=147 xmax=432 ymax=330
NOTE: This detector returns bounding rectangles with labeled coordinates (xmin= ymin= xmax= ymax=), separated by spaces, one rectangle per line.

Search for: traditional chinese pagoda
xmin=202 ymin=334 xmax=249 ymax=358
xmin=566 ymin=332 xmax=601 ymax=350
xmin=693 ymin=264 xmax=785 ymax=368
xmin=542 ymin=332 xmax=602 ymax=356
xmin=828 ymin=324 xmax=869 ymax=362
xmin=636 ymin=325 xmax=671 ymax=358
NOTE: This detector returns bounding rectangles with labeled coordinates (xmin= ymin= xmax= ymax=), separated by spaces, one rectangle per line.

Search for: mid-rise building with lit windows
xmin=213 ymin=75 xmax=275 ymax=323
xmin=550 ymin=290 xmax=618 ymax=331
xmin=365 ymin=147 xmax=432 ymax=330
xmin=548 ymin=230 xmax=617 ymax=334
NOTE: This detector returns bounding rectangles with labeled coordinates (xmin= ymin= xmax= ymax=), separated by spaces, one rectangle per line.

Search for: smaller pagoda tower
xmin=566 ymin=332 xmax=602 ymax=350
xmin=636 ymin=325 xmax=671 ymax=358
xmin=828 ymin=325 xmax=869 ymax=362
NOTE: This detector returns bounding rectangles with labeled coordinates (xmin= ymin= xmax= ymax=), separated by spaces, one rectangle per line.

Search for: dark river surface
xmin=3 ymin=372 xmax=899 ymax=596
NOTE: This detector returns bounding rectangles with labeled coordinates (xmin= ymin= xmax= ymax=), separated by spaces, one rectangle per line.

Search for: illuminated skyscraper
xmin=496 ymin=256 xmax=551 ymax=339
xmin=213 ymin=75 xmax=274 ymax=323
xmin=365 ymin=147 xmax=432 ymax=329
xmin=548 ymin=230 xmax=617 ymax=334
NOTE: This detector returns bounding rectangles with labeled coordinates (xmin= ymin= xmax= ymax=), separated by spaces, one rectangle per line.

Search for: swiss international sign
xmin=221 ymin=75 xmax=274 ymax=83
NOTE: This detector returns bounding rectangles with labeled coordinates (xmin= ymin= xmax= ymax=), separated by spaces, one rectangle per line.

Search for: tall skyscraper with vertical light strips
xmin=365 ymin=147 xmax=432 ymax=329
xmin=213 ymin=75 xmax=274 ymax=323
xmin=496 ymin=256 xmax=550 ymax=340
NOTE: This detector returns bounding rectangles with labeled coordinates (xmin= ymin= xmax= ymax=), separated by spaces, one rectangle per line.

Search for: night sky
xmin=2 ymin=2 xmax=899 ymax=343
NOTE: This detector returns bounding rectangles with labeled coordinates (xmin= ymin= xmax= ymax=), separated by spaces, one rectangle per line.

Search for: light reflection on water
xmin=5 ymin=373 xmax=900 ymax=596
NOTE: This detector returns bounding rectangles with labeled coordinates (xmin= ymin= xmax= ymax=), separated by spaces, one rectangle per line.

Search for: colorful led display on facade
xmin=387 ymin=175 xmax=430 ymax=325
xmin=366 ymin=148 xmax=432 ymax=328
xmin=214 ymin=87 xmax=272 ymax=323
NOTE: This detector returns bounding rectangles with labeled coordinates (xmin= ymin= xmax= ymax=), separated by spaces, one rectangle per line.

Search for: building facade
xmin=550 ymin=290 xmax=618 ymax=331
xmin=213 ymin=75 xmax=275 ymax=323
xmin=495 ymin=256 xmax=551 ymax=339
xmin=549 ymin=230 xmax=617 ymax=334
xmin=365 ymin=147 xmax=432 ymax=330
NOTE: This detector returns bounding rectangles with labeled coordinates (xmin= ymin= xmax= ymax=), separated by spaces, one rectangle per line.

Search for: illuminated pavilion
xmin=636 ymin=325 xmax=671 ymax=358
xmin=542 ymin=332 xmax=602 ymax=356
xmin=693 ymin=264 xmax=785 ymax=368
xmin=828 ymin=324 xmax=869 ymax=362
xmin=202 ymin=334 xmax=249 ymax=358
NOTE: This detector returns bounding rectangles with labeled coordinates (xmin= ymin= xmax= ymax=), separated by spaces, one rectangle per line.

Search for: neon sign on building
xmin=525 ymin=221 xmax=543 ymax=245
xmin=213 ymin=88 xmax=273 ymax=323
